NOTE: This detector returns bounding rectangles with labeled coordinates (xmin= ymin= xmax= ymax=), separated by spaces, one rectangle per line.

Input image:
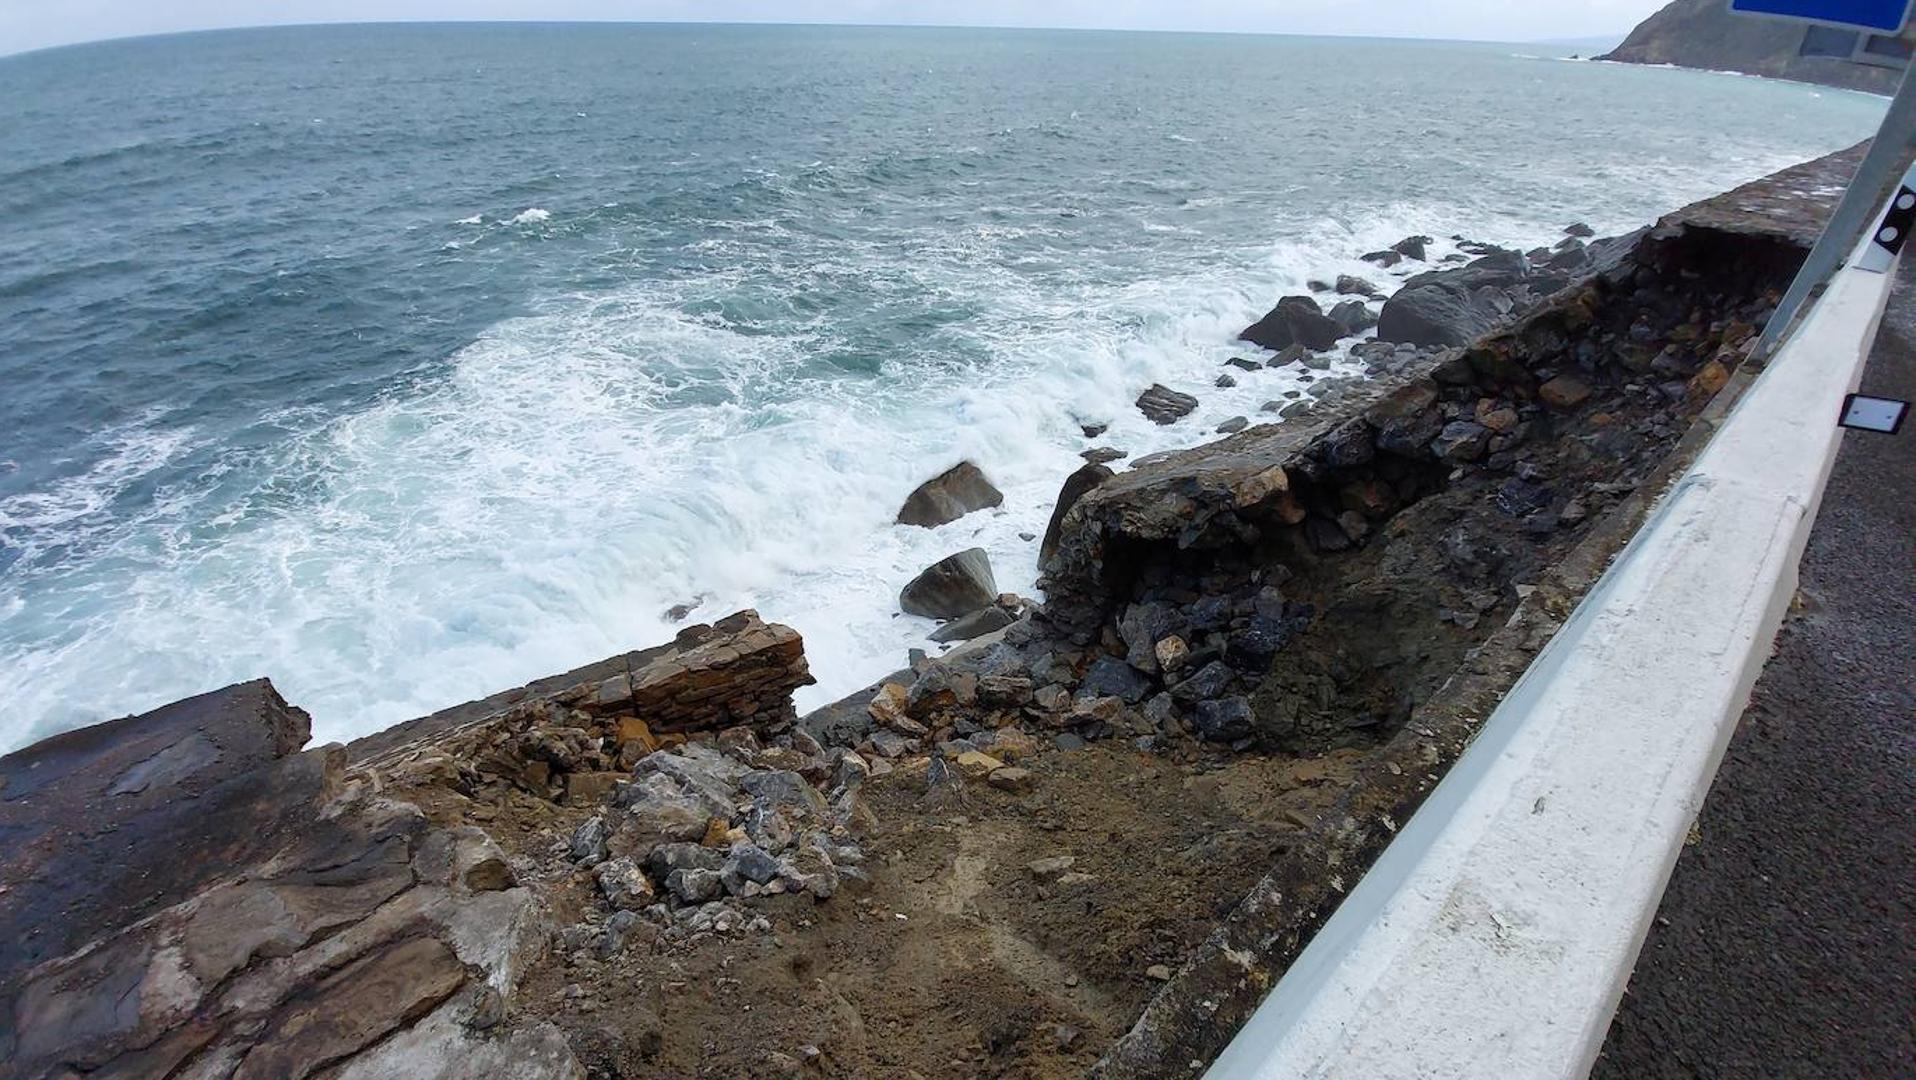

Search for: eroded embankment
xmin=0 ymin=147 xmax=1855 ymax=1080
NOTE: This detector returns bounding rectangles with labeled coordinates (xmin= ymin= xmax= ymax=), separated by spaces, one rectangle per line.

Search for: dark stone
xmin=1392 ymin=235 xmax=1431 ymax=261
xmin=1329 ymin=299 xmax=1378 ymax=336
xmin=1040 ymin=463 xmax=1116 ymax=565
xmin=930 ymin=605 xmax=1016 ymax=644
xmin=1225 ymin=357 xmax=1262 ymax=372
xmin=1565 ymin=222 xmax=1594 ymax=238
xmin=1268 ymin=344 xmax=1309 ymax=368
xmin=900 ymin=548 xmax=997 ymax=619
xmin=1079 ymin=657 xmax=1152 ymax=705
xmin=1137 ymin=384 xmax=1200 ymax=425
xmin=1216 ymin=416 xmax=1250 ymax=435
xmin=1193 ymin=697 xmax=1256 ymax=743
xmin=1240 ymin=296 xmax=1346 ymax=352
xmin=896 ymin=461 xmax=1004 ymax=528
xmin=1216 ymin=374 xmax=1238 ymax=389
xmin=1361 ymin=249 xmax=1403 ymax=268
xmin=1170 ymin=660 xmax=1236 ymax=706
xmin=1335 ymin=274 xmax=1381 ymax=298
xmin=1226 ymin=615 xmax=1309 ymax=671
xmin=1432 ymin=421 xmax=1493 ymax=464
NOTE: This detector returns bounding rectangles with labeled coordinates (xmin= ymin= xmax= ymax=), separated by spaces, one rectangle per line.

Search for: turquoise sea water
xmin=0 ymin=24 xmax=1885 ymax=751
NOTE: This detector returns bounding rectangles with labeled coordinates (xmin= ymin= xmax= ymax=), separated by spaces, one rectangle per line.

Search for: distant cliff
xmin=1601 ymin=0 xmax=1900 ymax=94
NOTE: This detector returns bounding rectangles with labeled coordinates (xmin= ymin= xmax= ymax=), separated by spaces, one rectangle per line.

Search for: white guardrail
xmin=1206 ymin=174 xmax=1914 ymax=1080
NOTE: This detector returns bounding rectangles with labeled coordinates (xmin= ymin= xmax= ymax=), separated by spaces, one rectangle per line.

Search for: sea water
xmin=0 ymin=23 xmax=1884 ymax=751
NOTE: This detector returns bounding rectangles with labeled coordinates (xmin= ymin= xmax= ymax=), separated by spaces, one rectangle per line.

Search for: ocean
xmin=0 ymin=23 xmax=1885 ymax=752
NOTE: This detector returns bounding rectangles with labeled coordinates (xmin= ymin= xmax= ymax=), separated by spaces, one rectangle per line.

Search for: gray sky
xmin=1 ymin=1 xmax=1667 ymax=58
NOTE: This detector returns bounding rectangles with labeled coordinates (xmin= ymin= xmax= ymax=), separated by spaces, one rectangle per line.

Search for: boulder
xmin=1193 ymin=697 xmax=1256 ymax=743
xmin=1136 ymin=384 xmax=1199 ymax=424
xmin=1328 ymin=299 xmax=1377 ymax=336
xmin=1376 ymin=282 xmax=1504 ymax=348
xmin=1392 ymin=235 xmax=1431 ymax=261
xmin=929 ymin=605 xmax=1016 ymax=644
xmin=1215 ymin=416 xmax=1249 ymax=435
xmin=896 ymin=461 xmax=1004 ymax=528
xmin=1040 ymin=462 xmax=1115 ymax=565
xmin=900 ymin=548 xmax=998 ymax=619
xmin=1078 ymin=657 xmax=1152 ymax=705
xmin=1334 ymin=274 xmax=1380 ymax=297
xmin=1564 ymin=222 xmax=1595 ymax=238
xmin=1240 ymin=296 xmax=1345 ymax=352
xmin=1361 ymin=249 xmax=1403 ymax=268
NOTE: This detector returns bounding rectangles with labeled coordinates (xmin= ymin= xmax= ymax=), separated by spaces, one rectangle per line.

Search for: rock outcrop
xmin=1602 ymin=0 xmax=1900 ymax=93
xmin=896 ymin=461 xmax=1004 ymax=528
xmin=0 ymin=682 xmax=579 ymax=1080
xmin=1136 ymin=383 xmax=1199 ymax=424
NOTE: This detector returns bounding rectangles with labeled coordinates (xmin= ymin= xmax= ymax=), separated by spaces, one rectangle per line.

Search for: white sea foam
xmin=512 ymin=208 xmax=551 ymax=225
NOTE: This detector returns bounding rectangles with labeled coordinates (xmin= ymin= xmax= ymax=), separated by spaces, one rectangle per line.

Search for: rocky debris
xmin=1240 ymin=295 xmax=1346 ymax=352
xmin=896 ymin=461 xmax=1004 ymax=528
xmin=1335 ymin=274 xmax=1380 ymax=298
xmin=900 ymin=548 xmax=998 ymax=619
xmin=1136 ymin=383 xmax=1199 ymax=425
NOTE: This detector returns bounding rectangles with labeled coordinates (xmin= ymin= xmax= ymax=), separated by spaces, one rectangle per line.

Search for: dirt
xmin=425 ymin=741 xmax=1363 ymax=1079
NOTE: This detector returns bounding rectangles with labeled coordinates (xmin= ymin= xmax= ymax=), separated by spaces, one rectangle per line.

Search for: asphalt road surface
xmin=1594 ymin=264 xmax=1916 ymax=1077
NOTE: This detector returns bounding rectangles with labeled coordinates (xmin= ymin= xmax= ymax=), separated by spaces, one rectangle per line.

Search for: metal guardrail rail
xmin=1204 ymin=173 xmax=1914 ymax=1080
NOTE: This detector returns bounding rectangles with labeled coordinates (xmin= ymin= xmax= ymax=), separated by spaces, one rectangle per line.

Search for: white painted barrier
xmin=1206 ymin=184 xmax=1910 ymax=1080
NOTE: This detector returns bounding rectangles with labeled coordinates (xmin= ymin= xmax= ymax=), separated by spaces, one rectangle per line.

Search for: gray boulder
xmin=1136 ymin=383 xmax=1199 ymax=424
xmin=1240 ymin=295 xmax=1345 ymax=352
xmin=1392 ymin=235 xmax=1431 ymax=261
xmin=900 ymin=548 xmax=997 ymax=619
xmin=1078 ymin=656 xmax=1152 ymax=705
xmin=1193 ymin=697 xmax=1255 ymax=743
xmin=1376 ymin=283 xmax=1502 ymax=348
xmin=1329 ymin=299 xmax=1377 ymax=335
xmin=930 ymin=604 xmax=1016 ymax=644
xmin=897 ymin=461 xmax=1004 ymax=528
xmin=1334 ymin=274 xmax=1380 ymax=297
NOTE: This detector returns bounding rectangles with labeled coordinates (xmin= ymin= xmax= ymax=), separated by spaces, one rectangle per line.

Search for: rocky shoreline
xmin=0 ymin=145 xmax=1864 ymax=1080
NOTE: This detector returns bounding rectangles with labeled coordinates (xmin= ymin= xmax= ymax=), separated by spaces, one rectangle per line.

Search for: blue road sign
xmin=1730 ymin=0 xmax=1915 ymax=32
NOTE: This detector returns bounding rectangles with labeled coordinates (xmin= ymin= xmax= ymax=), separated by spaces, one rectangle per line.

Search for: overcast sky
xmin=1 ymin=1 xmax=1668 ymax=58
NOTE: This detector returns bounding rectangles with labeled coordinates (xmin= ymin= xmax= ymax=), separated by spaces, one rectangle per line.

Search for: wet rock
xmin=930 ymin=604 xmax=1016 ymax=644
xmin=1193 ymin=697 xmax=1256 ymax=743
xmin=1565 ymin=222 xmax=1595 ymax=238
xmin=1040 ymin=462 xmax=1116 ymax=565
xmin=1080 ymin=421 xmax=1108 ymax=438
xmin=1224 ymin=356 xmax=1262 ymax=373
xmin=900 ymin=548 xmax=998 ymax=619
xmin=1215 ymin=415 xmax=1249 ymax=434
xmin=1216 ymin=373 xmax=1238 ymax=389
xmin=1335 ymin=274 xmax=1381 ymax=297
xmin=1081 ymin=447 xmax=1127 ymax=465
xmin=1361 ymin=249 xmax=1403 ymax=268
xmin=1392 ymin=235 xmax=1431 ymax=260
xmin=896 ymin=461 xmax=1004 ymax=528
xmin=1329 ymin=299 xmax=1377 ymax=336
xmin=1136 ymin=384 xmax=1200 ymax=425
xmin=1268 ymin=344 xmax=1309 ymax=367
xmin=1240 ymin=296 xmax=1345 ymax=352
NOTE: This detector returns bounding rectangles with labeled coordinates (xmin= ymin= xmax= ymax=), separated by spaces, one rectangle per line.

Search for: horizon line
xmin=0 ymin=17 xmax=1630 ymax=63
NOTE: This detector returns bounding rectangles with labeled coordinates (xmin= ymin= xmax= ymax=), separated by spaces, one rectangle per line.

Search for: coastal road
xmin=1593 ymin=262 xmax=1916 ymax=1076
